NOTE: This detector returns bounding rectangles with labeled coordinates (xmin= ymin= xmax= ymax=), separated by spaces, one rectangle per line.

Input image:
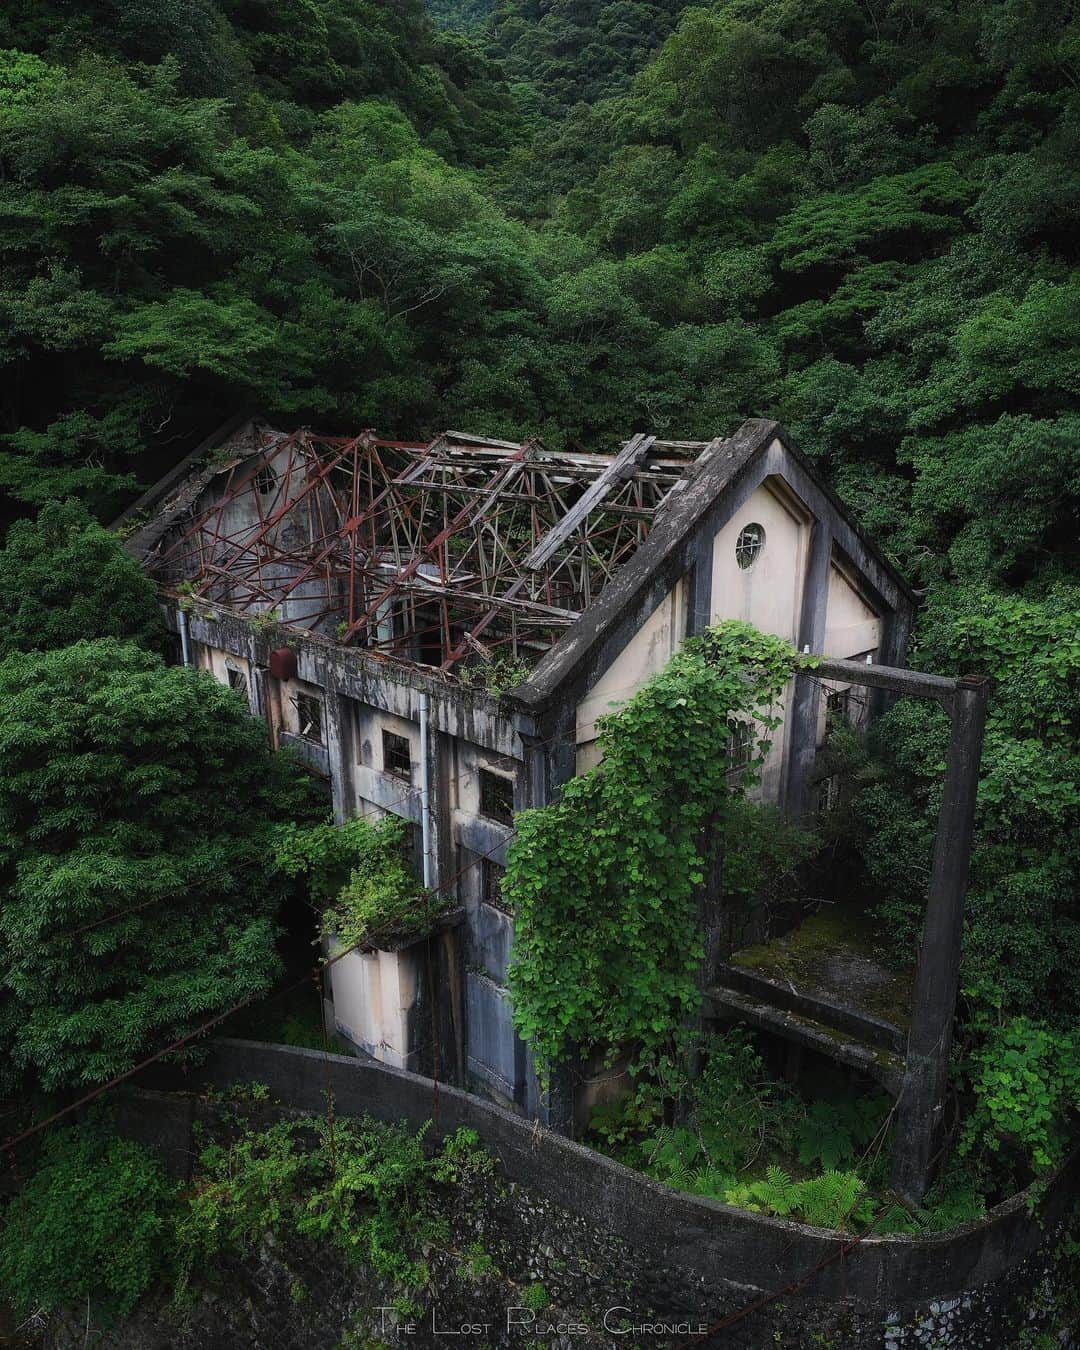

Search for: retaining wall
xmin=123 ymin=1038 xmax=1078 ymax=1348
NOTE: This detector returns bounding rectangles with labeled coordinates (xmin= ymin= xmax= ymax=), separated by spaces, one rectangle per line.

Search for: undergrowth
xmin=0 ymin=1119 xmax=179 ymax=1325
xmin=588 ymin=1028 xmax=988 ymax=1234
xmin=0 ymin=1106 xmax=492 ymax=1329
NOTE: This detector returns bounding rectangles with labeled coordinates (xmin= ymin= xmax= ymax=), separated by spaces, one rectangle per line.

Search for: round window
xmin=735 ymin=523 xmax=765 ymax=570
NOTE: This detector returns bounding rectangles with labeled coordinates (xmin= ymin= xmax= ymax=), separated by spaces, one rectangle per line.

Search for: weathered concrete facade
xmin=122 ymin=416 xmax=915 ymax=1125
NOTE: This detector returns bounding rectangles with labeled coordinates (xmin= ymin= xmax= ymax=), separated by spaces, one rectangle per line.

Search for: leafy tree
xmin=0 ymin=499 xmax=165 ymax=656
xmin=860 ymin=586 xmax=1080 ymax=1022
xmin=0 ymin=1118 xmax=178 ymax=1324
xmin=0 ymin=641 xmax=320 ymax=1091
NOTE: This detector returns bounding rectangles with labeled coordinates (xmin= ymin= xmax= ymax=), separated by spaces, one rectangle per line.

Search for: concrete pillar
xmin=686 ymin=540 xmax=712 ymax=638
xmin=783 ymin=522 xmax=832 ymax=819
xmin=546 ymin=701 xmax=578 ymax=800
xmin=519 ymin=729 xmax=550 ymax=811
xmin=324 ymin=679 xmax=350 ymax=826
xmin=517 ymin=715 xmax=575 ymax=1131
xmin=891 ymin=674 xmax=990 ymax=1203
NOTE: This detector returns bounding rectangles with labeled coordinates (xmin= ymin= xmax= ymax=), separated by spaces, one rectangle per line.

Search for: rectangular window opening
xmin=382 ymin=730 xmax=412 ymax=781
xmin=726 ymin=719 xmax=755 ymax=771
xmin=295 ymin=692 xmax=323 ymax=745
xmin=478 ymin=768 xmax=514 ymax=826
xmin=226 ymin=665 xmax=249 ymax=701
xmin=817 ymin=774 xmax=842 ymax=814
xmin=825 ymin=687 xmax=851 ymax=734
xmin=481 ymin=858 xmax=511 ymax=914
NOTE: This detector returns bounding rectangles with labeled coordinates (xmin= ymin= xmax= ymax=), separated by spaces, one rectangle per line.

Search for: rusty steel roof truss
xmin=151 ymin=428 xmax=708 ymax=676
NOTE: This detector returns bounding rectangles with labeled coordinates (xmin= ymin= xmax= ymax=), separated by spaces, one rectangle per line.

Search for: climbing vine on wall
xmin=504 ymin=621 xmax=812 ymax=1076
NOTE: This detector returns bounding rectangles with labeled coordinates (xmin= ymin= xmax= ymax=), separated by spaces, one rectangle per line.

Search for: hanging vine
xmin=504 ymin=620 xmax=814 ymax=1076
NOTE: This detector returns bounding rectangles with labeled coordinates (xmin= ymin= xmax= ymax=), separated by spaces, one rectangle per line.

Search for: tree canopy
xmin=0 ymin=640 xmax=318 ymax=1091
xmin=0 ymin=499 xmax=165 ymax=656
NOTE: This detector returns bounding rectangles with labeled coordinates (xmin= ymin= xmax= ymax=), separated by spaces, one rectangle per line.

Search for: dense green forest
xmin=0 ymin=0 xmax=1077 ymax=1312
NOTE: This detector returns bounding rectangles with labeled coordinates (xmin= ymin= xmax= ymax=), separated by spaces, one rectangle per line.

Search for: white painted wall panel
xmin=574 ymin=577 xmax=687 ymax=771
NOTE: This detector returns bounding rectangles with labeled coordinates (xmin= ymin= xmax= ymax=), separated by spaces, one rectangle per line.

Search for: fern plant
xmin=722 ymin=1168 xmax=874 ymax=1230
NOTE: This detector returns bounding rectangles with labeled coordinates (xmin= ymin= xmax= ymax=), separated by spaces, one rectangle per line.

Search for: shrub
xmin=0 ymin=1122 xmax=178 ymax=1324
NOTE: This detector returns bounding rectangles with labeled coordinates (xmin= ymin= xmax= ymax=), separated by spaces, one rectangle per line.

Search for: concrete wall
xmin=813 ymin=562 xmax=884 ymax=745
xmin=191 ymin=437 xmax=345 ymax=634
xmin=194 ymin=643 xmax=253 ymax=711
xmin=171 ymin=605 xmax=537 ymax=1111
xmin=709 ymin=478 xmax=810 ymax=801
xmin=825 ymin=557 xmax=882 ymax=661
xmin=565 ymin=471 xmax=889 ymax=806
xmin=574 ymin=577 xmax=687 ymax=773
xmin=709 ymin=479 xmax=810 ymax=642
xmin=328 ymin=945 xmax=422 ymax=1070
xmin=115 ymin=1040 xmax=1078 ymax=1349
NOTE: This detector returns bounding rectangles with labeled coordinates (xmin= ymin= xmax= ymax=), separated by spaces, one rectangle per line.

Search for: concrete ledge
xmin=714 ymin=962 xmax=907 ymax=1054
xmin=152 ymin=1038 xmax=1077 ymax=1313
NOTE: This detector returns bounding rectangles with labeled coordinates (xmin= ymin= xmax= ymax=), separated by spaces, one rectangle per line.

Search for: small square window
xmin=478 ymin=769 xmax=514 ymax=826
xmin=226 ymin=665 xmax=249 ymax=701
xmin=727 ymin=720 xmax=755 ymax=771
xmin=253 ymin=464 xmax=277 ymax=497
xmin=481 ymin=859 xmax=511 ymax=913
xmin=382 ymin=730 xmax=412 ymax=780
xmin=825 ymin=687 xmax=851 ymax=734
xmin=295 ymin=693 xmax=323 ymax=744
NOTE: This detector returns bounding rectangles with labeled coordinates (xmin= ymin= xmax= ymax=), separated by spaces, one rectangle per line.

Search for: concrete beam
xmin=812 ymin=657 xmax=959 ymax=705
xmin=891 ymin=674 xmax=991 ymax=1203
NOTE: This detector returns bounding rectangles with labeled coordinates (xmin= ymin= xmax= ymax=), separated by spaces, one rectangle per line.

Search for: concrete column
xmin=546 ymin=700 xmax=578 ymax=799
xmin=891 ymin=674 xmax=990 ymax=1204
xmin=430 ymin=725 xmax=461 ymax=1087
xmin=782 ymin=522 xmax=832 ymax=819
xmin=686 ymin=540 xmax=712 ymax=637
xmin=428 ymin=724 xmax=452 ymax=889
xmin=519 ymin=729 xmax=550 ymax=811
xmin=251 ymin=665 xmax=270 ymax=722
xmin=869 ymin=607 xmax=913 ymax=720
xmin=324 ymin=679 xmax=350 ymax=825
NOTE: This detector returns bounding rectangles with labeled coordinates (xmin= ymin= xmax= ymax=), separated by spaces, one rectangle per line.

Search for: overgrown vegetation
xmin=175 ymin=1113 xmax=488 ymax=1295
xmin=0 ymin=1119 xmax=179 ymax=1324
xmin=504 ymin=621 xmax=815 ymax=1075
xmin=0 ymin=499 xmax=165 ymax=656
xmin=0 ymin=1108 xmax=492 ymax=1328
xmin=588 ymin=1027 xmax=986 ymax=1233
xmin=0 ymin=641 xmax=322 ymax=1094
xmin=274 ymin=813 xmax=450 ymax=950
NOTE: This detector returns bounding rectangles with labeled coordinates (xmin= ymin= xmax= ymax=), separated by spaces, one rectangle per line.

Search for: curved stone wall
xmin=141 ymin=1038 xmax=1077 ymax=1347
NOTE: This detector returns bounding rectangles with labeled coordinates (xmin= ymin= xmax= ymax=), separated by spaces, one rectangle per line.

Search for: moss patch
xmin=731 ymin=904 xmax=913 ymax=1030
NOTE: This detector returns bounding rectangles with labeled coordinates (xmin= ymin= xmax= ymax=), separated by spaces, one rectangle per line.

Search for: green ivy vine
xmin=504 ymin=620 xmax=812 ymax=1076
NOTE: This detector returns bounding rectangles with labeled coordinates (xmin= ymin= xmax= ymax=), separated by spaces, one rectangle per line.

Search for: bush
xmin=176 ymin=1112 xmax=489 ymax=1295
xmin=960 ymin=1017 xmax=1080 ymax=1178
xmin=0 ymin=1122 xmax=178 ymax=1324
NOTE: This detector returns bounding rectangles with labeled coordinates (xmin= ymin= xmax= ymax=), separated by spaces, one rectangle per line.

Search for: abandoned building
xmin=122 ymin=415 xmax=918 ymax=1132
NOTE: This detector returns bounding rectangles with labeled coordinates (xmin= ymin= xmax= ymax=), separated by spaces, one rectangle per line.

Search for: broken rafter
xmin=153 ymin=425 xmax=704 ymax=677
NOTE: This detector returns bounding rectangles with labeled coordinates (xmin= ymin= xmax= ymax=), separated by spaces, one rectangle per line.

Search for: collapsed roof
xmin=141 ymin=423 xmax=725 ymax=676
